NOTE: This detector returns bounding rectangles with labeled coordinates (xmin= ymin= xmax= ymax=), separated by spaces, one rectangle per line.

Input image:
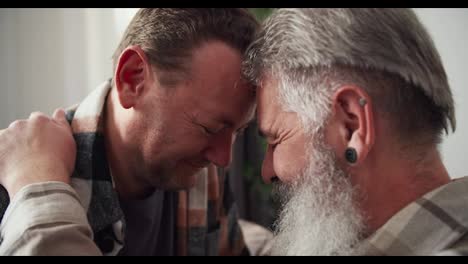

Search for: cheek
xmin=160 ymin=131 xmax=208 ymax=160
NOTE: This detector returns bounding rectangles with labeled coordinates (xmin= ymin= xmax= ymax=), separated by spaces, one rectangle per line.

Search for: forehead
xmin=257 ymin=75 xmax=282 ymax=134
xmin=186 ymin=41 xmax=256 ymax=124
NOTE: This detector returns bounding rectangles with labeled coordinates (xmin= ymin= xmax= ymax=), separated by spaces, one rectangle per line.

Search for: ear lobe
xmin=333 ymin=86 xmax=375 ymax=165
xmin=114 ymin=46 xmax=151 ymax=109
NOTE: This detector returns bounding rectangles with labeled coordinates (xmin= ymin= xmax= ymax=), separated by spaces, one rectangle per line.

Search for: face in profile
xmin=257 ymin=75 xmax=366 ymax=255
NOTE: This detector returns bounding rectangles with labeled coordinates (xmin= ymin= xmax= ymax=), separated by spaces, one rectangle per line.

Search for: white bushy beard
xmin=270 ymin=133 xmax=366 ymax=256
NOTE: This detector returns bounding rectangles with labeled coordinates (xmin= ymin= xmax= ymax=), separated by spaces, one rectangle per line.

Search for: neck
xmin=356 ymin=143 xmax=450 ymax=235
xmin=104 ymin=88 xmax=154 ymax=200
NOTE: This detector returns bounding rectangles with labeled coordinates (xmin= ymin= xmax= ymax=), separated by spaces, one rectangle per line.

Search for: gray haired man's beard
xmin=270 ymin=140 xmax=366 ymax=256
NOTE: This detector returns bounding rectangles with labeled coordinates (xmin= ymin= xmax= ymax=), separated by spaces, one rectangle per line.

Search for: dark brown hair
xmin=113 ymin=8 xmax=259 ymax=85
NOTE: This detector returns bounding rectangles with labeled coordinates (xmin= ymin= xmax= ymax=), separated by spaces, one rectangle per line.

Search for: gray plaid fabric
xmin=360 ymin=176 xmax=468 ymax=256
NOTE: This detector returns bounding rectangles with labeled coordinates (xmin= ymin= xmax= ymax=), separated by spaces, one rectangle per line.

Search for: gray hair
xmin=244 ymin=8 xmax=455 ymax=145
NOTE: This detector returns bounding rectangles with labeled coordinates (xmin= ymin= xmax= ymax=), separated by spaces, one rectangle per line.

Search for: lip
xmin=187 ymin=161 xmax=209 ymax=169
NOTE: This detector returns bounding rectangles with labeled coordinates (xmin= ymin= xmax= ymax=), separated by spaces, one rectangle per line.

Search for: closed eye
xmin=236 ymin=126 xmax=248 ymax=136
xmin=200 ymin=124 xmax=216 ymax=136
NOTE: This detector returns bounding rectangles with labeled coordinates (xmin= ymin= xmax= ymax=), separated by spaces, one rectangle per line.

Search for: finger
xmin=52 ymin=108 xmax=67 ymax=124
xmin=52 ymin=108 xmax=72 ymax=132
xmin=29 ymin=111 xmax=49 ymax=122
xmin=8 ymin=119 xmax=26 ymax=129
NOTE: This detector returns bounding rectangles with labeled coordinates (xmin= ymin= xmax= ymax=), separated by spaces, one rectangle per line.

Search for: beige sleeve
xmin=0 ymin=182 xmax=101 ymax=256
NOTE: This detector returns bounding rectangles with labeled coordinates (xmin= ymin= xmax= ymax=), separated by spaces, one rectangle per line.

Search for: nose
xmin=261 ymin=145 xmax=276 ymax=184
xmin=204 ymin=132 xmax=234 ymax=167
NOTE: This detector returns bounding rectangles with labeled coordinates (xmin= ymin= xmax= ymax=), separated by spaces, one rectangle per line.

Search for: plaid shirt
xmin=360 ymin=176 xmax=468 ymax=256
xmin=0 ymin=80 xmax=247 ymax=256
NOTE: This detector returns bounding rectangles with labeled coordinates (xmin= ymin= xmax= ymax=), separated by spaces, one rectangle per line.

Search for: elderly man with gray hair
xmin=243 ymin=8 xmax=467 ymax=256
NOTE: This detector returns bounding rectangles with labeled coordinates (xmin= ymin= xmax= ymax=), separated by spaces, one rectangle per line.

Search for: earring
xmin=359 ymin=98 xmax=367 ymax=107
xmin=345 ymin=148 xmax=358 ymax=164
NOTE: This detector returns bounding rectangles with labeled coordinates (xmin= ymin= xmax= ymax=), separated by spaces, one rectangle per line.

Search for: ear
xmin=114 ymin=45 xmax=153 ymax=109
xmin=331 ymin=86 xmax=375 ymax=166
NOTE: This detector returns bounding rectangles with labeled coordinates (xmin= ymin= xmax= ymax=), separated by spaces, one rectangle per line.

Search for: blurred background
xmin=1 ymin=8 xmax=467 ymax=229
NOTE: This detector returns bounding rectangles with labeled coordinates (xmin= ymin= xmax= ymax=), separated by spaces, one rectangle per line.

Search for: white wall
xmin=414 ymin=8 xmax=468 ymax=178
xmin=0 ymin=8 xmax=467 ymax=178
xmin=0 ymin=8 xmax=137 ymax=126
xmin=1 ymin=9 xmax=66 ymax=126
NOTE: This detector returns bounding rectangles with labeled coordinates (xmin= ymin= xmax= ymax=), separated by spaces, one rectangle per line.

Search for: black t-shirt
xmin=118 ymin=190 xmax=177 ymax=256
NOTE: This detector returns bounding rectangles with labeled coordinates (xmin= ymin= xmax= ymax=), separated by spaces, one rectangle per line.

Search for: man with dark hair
xmin=0 ymin=8 xmax=262 ymax=255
